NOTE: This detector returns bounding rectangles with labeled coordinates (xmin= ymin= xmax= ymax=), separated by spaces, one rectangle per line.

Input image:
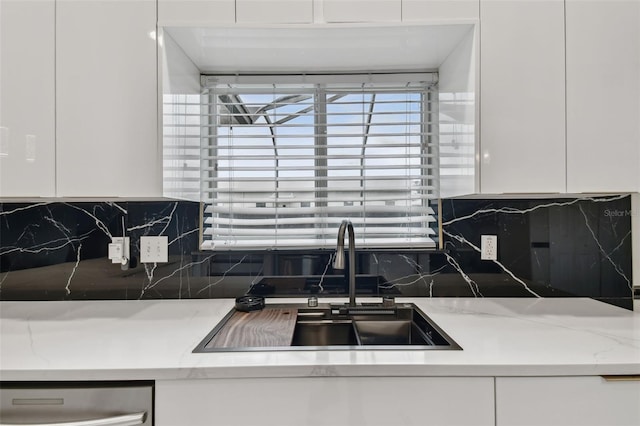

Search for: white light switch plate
xmin=140 ymin=236 xmax=168 ymax=263
xmin=109 ymin=237 xmax=130 ymax=263
xmin=481 ymin=235 xmax=498 ymax=260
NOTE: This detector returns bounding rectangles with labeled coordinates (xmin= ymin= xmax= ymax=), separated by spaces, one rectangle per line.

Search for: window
xmin=198 ymin=73 xmax=439 ymax=250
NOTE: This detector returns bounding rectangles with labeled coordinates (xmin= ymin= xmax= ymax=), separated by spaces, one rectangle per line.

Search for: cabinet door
xmin=402 ymin=0 xmax=479 ymax=22
xmin=566 ymin=0 xmax=640 ymax=193
xmin=496 ymin=376 xmax=640 ymax=426
xmin=323 ymin=0 xmax=401 ymax=23
xmin=156 ymin=377 xmax=495 ymax=426
xmin=480 ymin=0 xmax=566 ymax=193
xmin=158 ymin=0 xmax=235 ymax=26
xmin=236 ymin=0 xmax=313 ymax=23
xmin=0 ymin=0 xmax=55 ymax=197
xmin=56 ymin=0 xmax=159 ymax=197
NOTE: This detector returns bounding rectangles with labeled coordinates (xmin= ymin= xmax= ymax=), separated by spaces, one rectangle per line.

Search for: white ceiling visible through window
xmin=164 ymin=24 xmax=474 ymax=73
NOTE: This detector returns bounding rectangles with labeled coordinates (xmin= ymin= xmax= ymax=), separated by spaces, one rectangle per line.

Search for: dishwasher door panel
xmin=0 ymin=382 xmax=153 ymax=425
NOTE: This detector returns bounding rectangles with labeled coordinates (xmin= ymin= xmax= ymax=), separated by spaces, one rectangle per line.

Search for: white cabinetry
xmin=156 ymin=377 xmax=495 ymax=426
xmin=566 ymin=0 xmax=640 ymax=193
xmin=158 ymin=0 xmax=235 ymax=26
xmin=323 ymin=0 xmax=401 ymax=23
xmin=0 ymin=0 xmax=55 ymax=197
xmin=496 ymin=376 xmax=640 ymax=426
xmin=402 ymin=0 xmax=479 ymax=22
xmin=56 ymin=0 xmax=160 ymax=197
xmin=236 ymin=0 xmax=313 ymax=23
xmin=479 ymin=0 xmax=566 ymax=194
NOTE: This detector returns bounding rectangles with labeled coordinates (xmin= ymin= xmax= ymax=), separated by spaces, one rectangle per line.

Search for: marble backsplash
xmin=0 ymin=194 xmax=634 ymax=309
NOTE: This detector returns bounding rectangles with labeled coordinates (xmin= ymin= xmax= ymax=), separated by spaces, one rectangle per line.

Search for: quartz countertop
xmin=1 ymin=298 xmax=638 ymax=381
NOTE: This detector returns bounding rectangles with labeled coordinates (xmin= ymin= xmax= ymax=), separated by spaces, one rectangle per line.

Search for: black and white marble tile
xmin=0 ymin=200 xmax=200 ymax=300
xmin=0 ymin=194 xmax=634 ymax=309
xmin=438 ymin=194 xmax=633 ymax=309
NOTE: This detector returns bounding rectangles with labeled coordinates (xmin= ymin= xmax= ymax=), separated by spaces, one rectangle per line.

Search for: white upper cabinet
xmin=566 ymin=0 xmax=640 ymax=193
xmin=0 ymin=0 xmax=55 ymax=197
xmin=323 ymin=0 xmax=401 ymax=23
xmin=236 ymin=0 xmax=313 ymax=23
xmin=402 ymin=0 xmax=479 ymax=22
xmin=56 ymin=0 xmax=160 ymax=197
xmin=158 ymin=0 xmax=235 ymax=26
xmin=480 ymin=0 xmax=566 ymax=194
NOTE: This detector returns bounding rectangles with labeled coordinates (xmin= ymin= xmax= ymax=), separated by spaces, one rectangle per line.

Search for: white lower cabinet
xmin=156 ymin=376 xmax=495 ymax=426
xmin=496 ymin=376 xmax=640 ymax=426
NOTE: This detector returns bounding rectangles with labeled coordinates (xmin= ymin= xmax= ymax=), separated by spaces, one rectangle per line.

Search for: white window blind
xmin=163 ymin=93 xmax=201 ymax=201
xmin=200 ymin=74 xmax=439 ymax=250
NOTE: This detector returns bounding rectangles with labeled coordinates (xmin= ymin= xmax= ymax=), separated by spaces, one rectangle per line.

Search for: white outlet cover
xmin=480 ymin=235 xmax=498 ymax=261
xmin=140 ymin=236 xmax=169 ymax=263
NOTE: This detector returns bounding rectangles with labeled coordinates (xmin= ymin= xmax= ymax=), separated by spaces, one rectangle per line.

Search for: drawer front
xmin=0 ymin=382 xmax=153 ymax=425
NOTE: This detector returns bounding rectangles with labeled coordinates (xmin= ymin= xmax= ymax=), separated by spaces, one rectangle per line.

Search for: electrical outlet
xmin=481 ymin=235 xmax=498 ymax=260
xmin=140 ymin=236 xmax=168 ymax=263
xmin=108 ymin=237 xmax=130 ymax=264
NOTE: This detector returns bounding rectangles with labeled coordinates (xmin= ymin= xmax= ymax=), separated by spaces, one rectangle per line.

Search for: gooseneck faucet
xmin=333 ymin=220 xmax=357 ymax=307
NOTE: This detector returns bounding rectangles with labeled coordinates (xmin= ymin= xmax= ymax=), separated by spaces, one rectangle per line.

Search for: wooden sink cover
xmin=205 ymin=308 xmax=298 ymax=349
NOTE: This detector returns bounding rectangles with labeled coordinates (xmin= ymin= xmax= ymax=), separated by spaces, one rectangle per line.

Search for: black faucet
xmin=333 ymin=220 xmax=356 ymax=307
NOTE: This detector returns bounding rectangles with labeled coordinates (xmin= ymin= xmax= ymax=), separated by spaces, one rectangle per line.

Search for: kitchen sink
xmin=194 ymin=303 xmax=462 ymax=352
xmin=291 ymin=319 xmax=431 ymax=346
xmin=291 ymin=320 xmax=359 ymax=346
xmin=354 ymin=320 xmax=427 ymax=345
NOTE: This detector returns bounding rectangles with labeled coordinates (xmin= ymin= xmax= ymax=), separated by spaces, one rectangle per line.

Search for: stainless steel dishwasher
xmin=0 ymin=381 xmax=153 ymax=426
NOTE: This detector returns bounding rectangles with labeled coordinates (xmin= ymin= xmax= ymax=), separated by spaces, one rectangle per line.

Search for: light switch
xmin=109 ymin=237 xmax=130 ymax=263
xmin=140 ymin=236 xmax=169 ymax=263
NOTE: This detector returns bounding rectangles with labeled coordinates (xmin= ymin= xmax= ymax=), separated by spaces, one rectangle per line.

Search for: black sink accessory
xmin=235 ymin=296 xmax=266 ymax=312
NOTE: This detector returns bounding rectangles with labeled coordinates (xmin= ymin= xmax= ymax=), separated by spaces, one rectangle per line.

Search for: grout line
xmin=54 ymin=0 xmax=58 ymax=196
xmin=493 ymin=377 xmax=498 ymax=426
xmin=564 ymin=0 xmax=568 ymax=193
xmin=156 ymin=0 xmax=161 ymax=196
xmin=477 ymin=1 xmax=482 ymax=193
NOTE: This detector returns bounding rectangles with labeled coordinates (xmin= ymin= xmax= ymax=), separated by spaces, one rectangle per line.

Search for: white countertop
xmin=1 ymin=298 xmax=639 ymax=381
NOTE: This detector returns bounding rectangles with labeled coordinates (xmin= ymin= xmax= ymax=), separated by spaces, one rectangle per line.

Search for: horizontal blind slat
xmin=201 ymin=238 xmax=436 ymax=250
xmin=205 ymin=217 xmax=436 ymax=227
xmin=204 ymin=185 xmax=438 ymax=194
xmin=205 ymin=206 xmax=435 ymax=215
xmin=205 ymin=228 xmax=436 ymax=237
xmin=206 ymin=175 xmax=434 ymax=183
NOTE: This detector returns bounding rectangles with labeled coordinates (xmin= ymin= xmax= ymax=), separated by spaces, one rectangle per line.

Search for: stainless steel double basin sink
xmin=194 ymin=303 xmax=461 ymax=352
